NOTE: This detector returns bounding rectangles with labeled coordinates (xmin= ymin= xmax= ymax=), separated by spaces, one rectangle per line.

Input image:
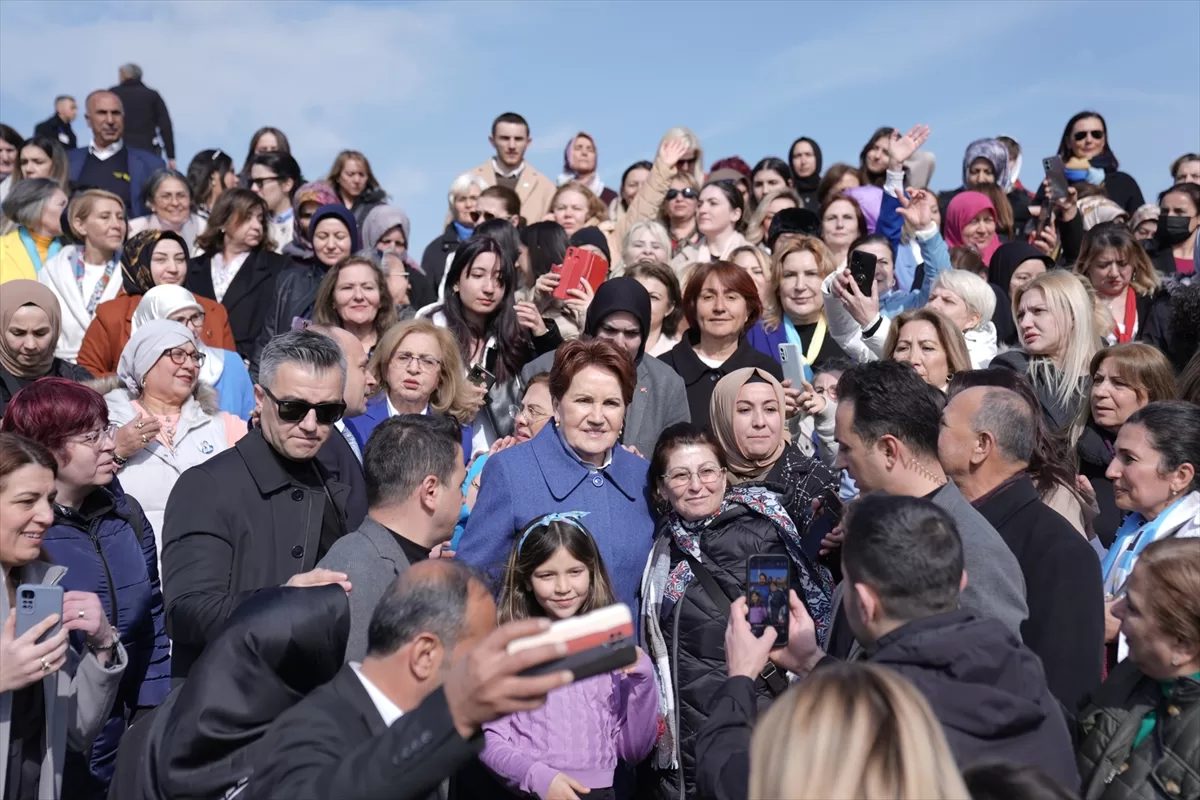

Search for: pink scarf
xmin=945 ymin=191 xmax=1001 ymax=266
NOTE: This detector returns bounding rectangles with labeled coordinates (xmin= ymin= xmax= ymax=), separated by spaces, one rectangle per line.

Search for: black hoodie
xmin=583 ymin=276 xmax=651 ymax=363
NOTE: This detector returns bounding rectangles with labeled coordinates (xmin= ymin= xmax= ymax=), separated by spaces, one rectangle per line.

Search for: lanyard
xmin=16 ymin=227 xmax=62 ymax=272
xmin=73 ymin=249 xmax=120 ymax=316
xmin=782 ymin=314 xmax=827 ymax=382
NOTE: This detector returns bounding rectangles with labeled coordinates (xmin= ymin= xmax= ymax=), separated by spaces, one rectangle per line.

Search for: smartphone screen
xmin=746 ymin=555 xmax=790 ymax=645
xmin=849 ymin=250 xmax=877 ymax=297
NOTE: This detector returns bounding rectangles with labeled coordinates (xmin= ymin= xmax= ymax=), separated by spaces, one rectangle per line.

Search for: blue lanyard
xmin=17 ymin=227 xmax=62 ymax=272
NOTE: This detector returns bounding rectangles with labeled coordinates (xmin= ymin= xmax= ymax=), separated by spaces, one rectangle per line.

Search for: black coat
xmin=253 ymin=259 xmax=328 ymax=376
xmin=317 ymin=429 xmax=368 ymax=531
xmin=974 ymin=474 xmax=1105 ymax=712
xmin=420 ymin=224 xmax=463 ymax=292
xmin=654 ymin=502 xmax=802 ymax=799
xmin=0 ymin=358 xmax=91 ymax=417
xmin=160 ymin=429 xmax=351 ymax=679
xmin=187 ymin=248 xmax=290 ymax=369
xmin=658 ymin=331 xmax=784 ymax=430
xmin=109 ymin=79 xmax=175 ymax=159
xmin=33 ymin=112 xmax=75 ymax=150
xmin=1078 ymin=422 xmax=1122 ymax=549
xmin=246 ymin=666 xmax=481 ymax=800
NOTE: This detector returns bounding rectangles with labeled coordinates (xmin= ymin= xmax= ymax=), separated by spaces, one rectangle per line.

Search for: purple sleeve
xmin=613 ymin=651 xmax=660 ymax=763
xmin=480 ymin=717 xmax=559 ymax=799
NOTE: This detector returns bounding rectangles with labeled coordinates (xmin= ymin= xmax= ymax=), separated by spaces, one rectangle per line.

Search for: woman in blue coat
xmin=456 ymin=338 xmax=655 ymax=617
xmin=1 ymin=377 xmax=171 ymax=800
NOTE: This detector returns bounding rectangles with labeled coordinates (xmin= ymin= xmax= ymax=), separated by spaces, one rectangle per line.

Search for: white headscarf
xmin=132 ymin=285 xmax=226 ymax=385
xmin=117 ymin=319 xmax=198 ymax=393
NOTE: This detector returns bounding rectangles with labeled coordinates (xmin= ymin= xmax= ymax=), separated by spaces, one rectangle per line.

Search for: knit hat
xmin=568 ymin=226 xmax=611 ymax=264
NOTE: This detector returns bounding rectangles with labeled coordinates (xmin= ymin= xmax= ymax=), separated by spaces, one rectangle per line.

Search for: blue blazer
xmin=345 ymin=394 xmax=472 ymax=463
xmin=456 ymin=423 xmax=655 ymax=618
xmin=67 ymin=145 xmax=165 ymax=218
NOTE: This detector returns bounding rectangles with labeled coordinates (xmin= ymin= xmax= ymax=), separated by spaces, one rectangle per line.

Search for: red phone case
xmin=553 ymin=247 xmax=608 ymax=300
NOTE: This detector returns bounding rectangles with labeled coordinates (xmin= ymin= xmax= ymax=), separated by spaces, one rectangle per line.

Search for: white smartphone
xmin=778 ymin=343 xmax=806 ymax=387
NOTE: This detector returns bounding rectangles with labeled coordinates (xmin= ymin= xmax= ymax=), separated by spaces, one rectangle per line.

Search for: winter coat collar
xmin=528 ymin=422 xmax=643 ymax=502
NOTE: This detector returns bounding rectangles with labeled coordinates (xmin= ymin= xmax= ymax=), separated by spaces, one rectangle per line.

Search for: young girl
xmin=481 ymin=512 xmax=659 ymax=800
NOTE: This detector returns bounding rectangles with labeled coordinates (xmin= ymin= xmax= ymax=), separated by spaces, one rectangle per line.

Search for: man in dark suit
xmin=66 ymin=89 xmax=164 ymax=218
xmin=33 ymin=95 xmax=77 ymax=150
xmin=938 ymin=385 xmax=1105 ymax=711
xmin=109 ymin=63 xmax=175 ymax=168
xmin=311 ymin=325 xmax=375 ymax=530
xmin=161 ymin=330 xmax=354 ymax=679
xmin=247 ymin=559 xmax=574 ymax=800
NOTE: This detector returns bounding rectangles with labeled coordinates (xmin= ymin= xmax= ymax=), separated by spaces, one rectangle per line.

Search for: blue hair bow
xmin=517 ymin=511 xmax=592 ymax=552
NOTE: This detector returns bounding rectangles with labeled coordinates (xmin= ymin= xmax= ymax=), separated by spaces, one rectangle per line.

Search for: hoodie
xmin=583 ymin=276 xmax=651 ymax=362
xmin=867 ymin=609 xmax=1078 ymax=789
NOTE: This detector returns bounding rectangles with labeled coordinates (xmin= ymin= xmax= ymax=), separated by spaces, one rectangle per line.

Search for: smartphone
xmin=552 ymin=246 xmax=609 ymax=301
xmin=14 ymin=584 xmax=63 ymax=644
xmin=508 ymin=603 xmax=637 ymax=679
xmin=467 ymin=364 xmax=495 ymax=391
xmin=1043 ymin=156 xmax=1069 ymax=200
xmin=849 ymin=250 xmax=877 ymax=297
xmin=746 ymin=555 xmax=790 ymax=645
xmin=778 ymin=343 xmax=807 ymax=388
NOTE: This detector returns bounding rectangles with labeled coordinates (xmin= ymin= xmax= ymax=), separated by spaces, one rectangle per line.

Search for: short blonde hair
xmin=658 ymin=170 xmax=701 ymax=225
xmin=750 ymin=663 xmax=970 ymax=800
xmin=931 ymin=269 xmax=996 ymax=327
xmin=68 ymin=189 xmax=125 ymax=238
xmin=761 ymin=235 xmax=835 ymax=333
xmin=621 ymin=220 xmax=671 ymax=266
xmin=744 ymin=188 xmax=800 ymax=246
xmin=370 ymin=319 xmax=475 ymax=424
xmin=883 ymin=307 xmax=974 ymax=379
xmin=660 ymin=125 xmax=704 ymax=186
xmin=550 ymin=181 xmax=608 ymax=224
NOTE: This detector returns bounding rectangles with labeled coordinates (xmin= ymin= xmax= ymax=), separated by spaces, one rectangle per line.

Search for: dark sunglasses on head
xmin=666 ymin=188 xmax=698 ymax=201
xmin=1073 ymin=130 xmax=1104 ymax=142
xmin=261 ymin=386 xmax=345 ymax=424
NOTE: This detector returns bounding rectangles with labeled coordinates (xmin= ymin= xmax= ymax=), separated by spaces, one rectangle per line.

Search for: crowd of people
xmin=1 ymin=63 xmax=1198 ymax=800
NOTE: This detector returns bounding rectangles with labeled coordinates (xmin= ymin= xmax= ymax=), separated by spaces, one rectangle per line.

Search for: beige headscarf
xmin=0 ymin=280 xmax=62 ymax=378
xmin=709 ymin=367 xmax=789 ymax=484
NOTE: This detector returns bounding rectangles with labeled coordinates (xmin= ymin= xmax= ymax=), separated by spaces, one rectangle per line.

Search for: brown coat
xmin=467 ymin=159 xmax=557 ymax=223
xmin=77 ymin=293 xmax=237 ymax=377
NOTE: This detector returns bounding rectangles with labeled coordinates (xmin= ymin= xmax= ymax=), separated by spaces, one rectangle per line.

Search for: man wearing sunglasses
xmin=161 ymin=329 xmax=355 ymax=680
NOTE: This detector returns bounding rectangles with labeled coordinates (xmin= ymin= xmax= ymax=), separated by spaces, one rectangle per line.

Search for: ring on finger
xmin=41 ymin=657 xmax=49 ymax=672
xmin=136 ymin=422 xmax=144 ymax=429
xmin=141 ymin=434 xmax=148 ymax=444
xmin=78 ymin=610 xmax=86 ymax=619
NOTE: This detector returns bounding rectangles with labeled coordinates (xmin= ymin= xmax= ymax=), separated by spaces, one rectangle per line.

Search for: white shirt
xmin=386 ymin=395 xmax=431 ymax=418
xmin=89 ymin=138 xmax=124 ymax=161
xmin=350 ymin=662 xmax=404 ymax=726
xmin=211 ymin=251 xmax=250 ymax=302
xmin=491 ymin=158 xmax=526 ymax=179
xmin=80 ymin=261 xmax=107 ymax=302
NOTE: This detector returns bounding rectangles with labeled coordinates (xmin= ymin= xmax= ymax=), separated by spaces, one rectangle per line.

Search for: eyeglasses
xmin=665 ymin=188 xmax=698 ymax=201
xmin=249 ymin=175 xmax=280 ymax=189
xmin=260 ymin=385 xmax=345 ymax=424
xmin=1073 ymin=130 xmax=1104 ymax=142
xmin=393 ymin=351 xmax=441 ymax=372
xmin=171 ymin=311 xmax=206 ymax=329
xmin=510 ymin=403 xmax=551 ymax=422
xmin=664 ymin=465 xmax=726 ymax=489
xmin=469 ymin=210 xmax=497 ymax=223
xmin=72 ymin=422 xmax=119 ymax=449
xmin=163 ymin=347 xmax=206 ymax=367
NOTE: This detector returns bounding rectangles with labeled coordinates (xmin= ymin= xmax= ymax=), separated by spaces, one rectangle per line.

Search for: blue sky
xmin=2 ymin=0 xmax=1197 ymax=250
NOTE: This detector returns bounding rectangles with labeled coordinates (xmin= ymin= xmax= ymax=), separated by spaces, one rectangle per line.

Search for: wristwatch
xmin=111 ymin=453 xmax=128 ymax=468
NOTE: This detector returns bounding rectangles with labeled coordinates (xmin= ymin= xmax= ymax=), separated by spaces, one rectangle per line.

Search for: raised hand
xmin=894 ymin=187 xmax=935 ymax=230
xmin=534 ymin=270 xmax=561 ymax=298
xmin=1032 ymin=215 xmax=1058 ymax=257
xmin=115 ymin=413 xmax=162 ymax=459
xmin=62 ymin=591 xmax=113 ymax=651
xmin=658 ymin=137 xmax=691 ymax=170
xmin=563 ymin=278 xmax=595 ymax=322
xmin=887 ymin=124 xmax=931 ymax=169
xmin=724 ymin=596 xmax=777 ymax=680
xmin=832 ymin=269 xmax=881 ymax=329
xmin=798 ymin=378 xmax=827 ymax=418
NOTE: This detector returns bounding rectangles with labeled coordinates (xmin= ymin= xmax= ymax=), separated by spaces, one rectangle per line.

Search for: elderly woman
xmin=126 ymin=169 xmax=207 ymax=254
xmin=188 ymin=188 xmax=291 ymax=367
xmin=1075 ymin=223 xmax=1172 ymax=350
xmin=0 ymin=178 xmax=68 ymax=283
xmin=343 ymin=318 xmax=474 ymax=458
xmin=558 ymin=131 xmax=618 ymax=206
xmin=1 ymin=281 xmax=92 ymax=417
xmin=925 ymin=269 xmax=999 ymax=367
xmin=97 ymin=318 xmax=246 ymax=548
xmin=618 ymin=219 xmax=672 ymax=273
xmin=1070 ymin=343 xmax=1177 ymax=548
xmin=660 ymin=260 xmax=783 ymax=429
xmin=77 ymin=229 xmax=235 ymax=377
xmin=628 ymin=260 xmax=683 ymax=357
xmin=310 ymin=254 xmax=396 ymax=355
xmin=640 ymin=423 xmax=835 ymax=799
xmin=457 ymin=338 xmax=654 ymax=617
xmin=1 ymin=379 xmax=168 ymax=799
xmin=883 ymin=308 xmax=973 ymax=393
xmin=422 ymin=172 xmax=488 ymax=290
xmin=1076 ymin=537 xmax=1199 ymax=800
xmin=0 ymin=433 xmax=128 ymax=800
xmin=38 ymin=190 xmax=126 ymax=363
xmin=550 ymin=182 xmax=608 ymax=240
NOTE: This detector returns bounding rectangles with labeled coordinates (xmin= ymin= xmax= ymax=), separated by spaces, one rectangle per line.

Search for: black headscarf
xmin=987 ymin=241 xmax=1054 ymax=295
xmin=584 ymin=277 xmax=651 ymax=363
xmin=789 ymin=136 xmax=824 ymax=195
xmin=568 ymin=226 xmax=611 ymax=264
xmin=120 ymin=229 xmax=191 ymax=295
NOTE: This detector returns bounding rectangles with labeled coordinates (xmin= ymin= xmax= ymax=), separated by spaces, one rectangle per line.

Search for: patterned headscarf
xmin=961 ymin=138 xmax=1011 ymax=190
xmin=120 ymin=229 xmax=191 ymax=295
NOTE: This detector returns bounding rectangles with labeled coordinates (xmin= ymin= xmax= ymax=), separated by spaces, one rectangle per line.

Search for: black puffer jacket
xmin=655 ymin=501 xmax=800 ymax=800
xmin=1075 ymin=661 xmax=1200 ymax=800
xmin=250 ymin=259 xmax=327 ymax=377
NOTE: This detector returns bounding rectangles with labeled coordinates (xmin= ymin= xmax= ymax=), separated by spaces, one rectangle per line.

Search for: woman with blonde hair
xmin=749 ymin=663 xmax=970 ymax=800
xmin=549 ymin=181 xmax=608 ymax=238
xmin=326 ymin=149 xmax=387 ymax=226
xmin=40 ymin=188 xmax=126 ymax=363
xmin=993 ymin=270 xmax=1101 ymax=433
xmin=883 ymin=307 xmax=973 ymax=392
xmin=310 ymin=253 xmax=397 ymax=355
xmin=658 ymin=125 xmax=704 ymax=187
xmin=1074 ymin=222 xmax=1171 ymax=350
xmin=618 ymin=219 xmax=671 ymax=272
xmin=926 ymin=269 xmax=999 ymax=367
xmin=745 ymin=188 xmax=801 ymax=247
xmin=730 ymin=244 xmax=775 ymax=313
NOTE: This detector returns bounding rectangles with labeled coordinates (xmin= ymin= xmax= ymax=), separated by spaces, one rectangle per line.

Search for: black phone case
xmin=850 ymin=255 xmax=877 ymax=297
xmin=519 ymin=637 xmax=637 ymax=679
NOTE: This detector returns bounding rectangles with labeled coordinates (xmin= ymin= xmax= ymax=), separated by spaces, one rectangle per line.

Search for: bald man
xmin=67 ymin=89 xmax=164 ymax=217
xmin=938 ymin=385 xmax=1104 ymax=711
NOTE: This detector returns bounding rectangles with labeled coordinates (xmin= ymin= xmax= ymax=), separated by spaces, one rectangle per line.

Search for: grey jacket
xmin=0 ymin=561 xmax=128 ymax=800
xmin=932 ymin=480 xmax=1029 ymax=637
xmin=316 ymin=517 xmax=415 ymax=662
xmin=522 ymin=350 xmax=690 ymax=458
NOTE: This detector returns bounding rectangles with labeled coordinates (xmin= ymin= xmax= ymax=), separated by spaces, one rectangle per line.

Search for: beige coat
xmin=467 ymin=159 xmax=556 ymax=223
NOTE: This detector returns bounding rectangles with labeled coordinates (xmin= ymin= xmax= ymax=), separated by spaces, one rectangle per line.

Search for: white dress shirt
xmin=350 ymin=662 xmax=404 ymax=726
xmin=89 ymin=138 xmax=125 ymax=161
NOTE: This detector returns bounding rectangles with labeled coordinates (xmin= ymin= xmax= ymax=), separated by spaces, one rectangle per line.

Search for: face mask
xmin=1157 ymin=215 xmax=1193 ymax=246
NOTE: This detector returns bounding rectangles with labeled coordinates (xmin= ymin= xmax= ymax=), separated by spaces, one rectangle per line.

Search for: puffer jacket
xmin=251 ymin=258 xmax=327 ymax=377
xmin=655 ymin=501 xmax=801 ymax=800
xmin=41 ymin=480 xmax=171 ymax=799
xmin=1075 ymin=661 xmax=1200 ymax=800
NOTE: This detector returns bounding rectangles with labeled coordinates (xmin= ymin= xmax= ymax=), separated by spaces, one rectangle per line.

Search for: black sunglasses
xmin=666 ymin=188 xmax=698 ymax=201
xmin=469 ymin=209 xmax=497 ymax=223
xmin=261 ymin=386 xmax=345 ymax=424
xmin=1073 ymin=130 xmax=1104 ymax=142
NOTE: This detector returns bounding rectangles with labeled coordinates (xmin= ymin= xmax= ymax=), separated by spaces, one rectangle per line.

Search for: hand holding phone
xmin=849 ymin=250 xmax=878 ymax=298
xmin=468 ymin=364 xmax=496 ymax=391
xmin=1043 ymin=156 xmax=1069 ymax=201
xmin=507 ymin=603 xmax=637 ymax=679
xmin=1 ymin=587 xmax=69 ymax=693
xmin=552 ymin=247 xmax=608 ymax=301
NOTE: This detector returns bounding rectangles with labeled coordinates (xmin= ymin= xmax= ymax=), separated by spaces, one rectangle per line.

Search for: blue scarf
xmin=452 ymin=221 xmax=473 ymax=241
xmin=17 ymin=226 xmax=62 ymax=272
xmin=1101 ymin=494 xmax=1188 ymax=594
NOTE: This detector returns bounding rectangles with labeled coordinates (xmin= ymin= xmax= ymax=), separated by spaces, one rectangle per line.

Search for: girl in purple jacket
xmin=481 ymin=513 xmax=659 ymax=800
